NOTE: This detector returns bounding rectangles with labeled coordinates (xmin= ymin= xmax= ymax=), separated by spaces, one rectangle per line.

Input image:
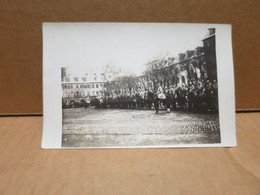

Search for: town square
xmin=62 ymin=108 xmax=220 ymax=147
xmin=60 ymin=27 xmax=220 ymax=147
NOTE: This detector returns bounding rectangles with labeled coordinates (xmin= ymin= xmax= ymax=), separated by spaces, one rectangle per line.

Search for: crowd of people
xmin=62 ymin=79 xmax=218 ymax=113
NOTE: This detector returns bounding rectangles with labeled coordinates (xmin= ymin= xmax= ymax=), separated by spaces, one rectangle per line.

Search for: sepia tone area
xmin=62 ymin=108 xmax=220 ymax=147
xmin=0 ymin=0 xmax=259 ymax=114
xmin=61 ymin=28 xmax=220 ymax=147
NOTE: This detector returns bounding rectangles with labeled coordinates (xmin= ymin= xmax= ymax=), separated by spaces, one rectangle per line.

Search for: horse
xmin=154 ymin=91 xmax=172 ymax=114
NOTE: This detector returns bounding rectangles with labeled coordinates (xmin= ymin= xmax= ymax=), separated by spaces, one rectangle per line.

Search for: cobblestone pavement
xmin=62 ymin=108 xmax=220 ymax=147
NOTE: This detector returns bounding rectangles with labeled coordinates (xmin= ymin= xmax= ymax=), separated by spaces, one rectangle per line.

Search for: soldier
xmin=182 ymin=84 xmax=189 ymax=110
xmin=204 ymin=81 xmax=213 ymax=111
xmin=154 ymin=96 xmax=159 ymax=114
xmin=195 ymin=82 xmax=204 ymax=111
xmin=146 ymin=88 xmax=155 ymax=110
xmin=164 ymin=88 xmax=172 ymax=113
xmin=212 ymin=80 xmax=218 ymax=111
xmin=157 ymin=83 xmax=166 ymax=100
xmin=188 ymin=82 xmax=196 ymax=110
xmin=212 ymin=80 xmax=218 ymax=93
xmin=169 ymin=85 xmax=176 ymax=110
xmin=99 ymin=97 xmax=104 ymax=108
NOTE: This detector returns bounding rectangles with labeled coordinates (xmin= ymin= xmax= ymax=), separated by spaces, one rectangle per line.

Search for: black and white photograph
xmin=42 ymin=23 xmax=236 ymax=148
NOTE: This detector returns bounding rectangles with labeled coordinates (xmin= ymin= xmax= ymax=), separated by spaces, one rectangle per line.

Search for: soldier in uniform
xmin=195 ymin=82 xmax=204 ymax=111
xmin=157 ymin=83 xmax=166 ymax=100
xmin=187 ymin=82 xmax=196 ymax=110
xmin=154 ymin=96 xmax=159 ymax=114
xmin=204 ymin=81 xmax=213 ymax=111
xmin=211 ymin=80 xmax=218 ymax=111
xmin=169 ymin=85 xmax=177 ymax=111
xmin=156 ymin=83 xmax=166 ymax=110
xmin=164 ymin=87 xmax=172 ymax=113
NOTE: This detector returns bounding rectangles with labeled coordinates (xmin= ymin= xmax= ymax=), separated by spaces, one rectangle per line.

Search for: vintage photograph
xmin=60 ymin=25 xmax=220 ymax=147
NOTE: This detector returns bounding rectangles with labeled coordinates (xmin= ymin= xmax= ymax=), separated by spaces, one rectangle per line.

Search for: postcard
xmin=42 ymin=23 xmax=236 ymax=148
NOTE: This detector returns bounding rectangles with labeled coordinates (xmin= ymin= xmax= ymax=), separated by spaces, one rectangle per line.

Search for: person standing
xmin=157 ymin=83 xmax=166 ymax=100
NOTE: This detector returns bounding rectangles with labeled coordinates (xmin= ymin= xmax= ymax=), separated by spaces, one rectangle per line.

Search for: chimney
xmin=61 ymin=67 xmax=67 ymax=82
xmin=208 ymin=28 xmax=215 ymax=35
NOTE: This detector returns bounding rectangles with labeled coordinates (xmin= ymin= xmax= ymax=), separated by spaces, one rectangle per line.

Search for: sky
xmin=44 ymin=23 xmax=214 ymax=76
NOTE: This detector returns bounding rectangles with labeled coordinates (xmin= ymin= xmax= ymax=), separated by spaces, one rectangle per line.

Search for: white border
xmin=42 ymin=23 xmax=236 ymax=149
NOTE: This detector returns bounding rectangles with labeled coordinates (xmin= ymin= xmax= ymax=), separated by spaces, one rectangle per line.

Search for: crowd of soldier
xmin=62 ymin=80 xmax=218 ymax=113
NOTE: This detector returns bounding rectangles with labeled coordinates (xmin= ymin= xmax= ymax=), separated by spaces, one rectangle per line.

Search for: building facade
xmin=62 ymin=70 xmax=106 ymax=104
xmin=61 ymin=63 xmax=125 ymax=104
xmin=140 ymin=28 xmax=217 ymax=90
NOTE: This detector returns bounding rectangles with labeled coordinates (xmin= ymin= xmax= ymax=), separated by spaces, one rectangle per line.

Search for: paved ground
xmin=62 ymin=108 xmax=220 ymax=147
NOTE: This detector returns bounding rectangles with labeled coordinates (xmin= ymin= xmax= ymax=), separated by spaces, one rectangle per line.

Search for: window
xmin=92 ymin=84 xmax=94 ymax=88
xmin=96 ymin=84 xmax=99 ymax=88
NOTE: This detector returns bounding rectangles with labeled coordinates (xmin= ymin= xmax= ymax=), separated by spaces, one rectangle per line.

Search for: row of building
xmin=61 ymin=64 xmax=126 ymax=101
xmin=144 ymin=28 xmax=217 ymax=88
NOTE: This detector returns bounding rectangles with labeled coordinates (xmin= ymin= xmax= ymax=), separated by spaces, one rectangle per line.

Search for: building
xmin=141 ymin=28 xmax=216 ymax=89
xmin=61 ymin=69 xmax=106 ymax=104
xmin=202 ymin=28 xmax=217 ymax=82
